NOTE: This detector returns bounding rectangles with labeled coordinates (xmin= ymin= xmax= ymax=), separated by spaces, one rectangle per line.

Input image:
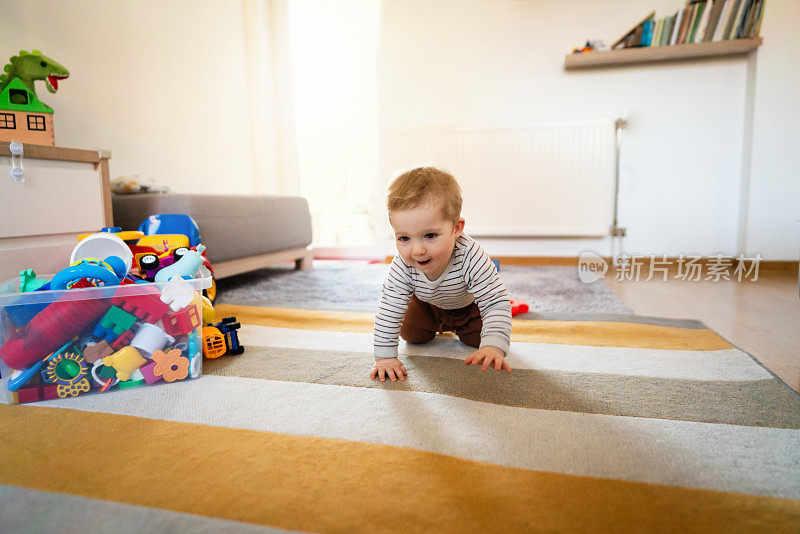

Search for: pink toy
xmin=139 ymin=361 xmax=162 ymax=384
xmin=0 ymin=297 xmax=111 ymax=370
xmin=111 ymin=286 xmax=169 ymax=324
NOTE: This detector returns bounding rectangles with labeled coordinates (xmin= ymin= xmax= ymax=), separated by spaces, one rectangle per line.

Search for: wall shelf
xmin=564 ymin=37 xmax=762 ymax=70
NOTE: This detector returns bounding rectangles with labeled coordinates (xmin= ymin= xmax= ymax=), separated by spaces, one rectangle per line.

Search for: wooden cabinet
xmin=0 ymin=143 xmax=112 ymax=281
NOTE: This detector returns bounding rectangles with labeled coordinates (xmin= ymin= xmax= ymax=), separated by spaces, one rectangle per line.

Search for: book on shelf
xmin=703 ymin=0 xmax=727 ymax=41
xmin=688 ymin=1 xmax=707 ymax=43
xmin=677 ymin=5 xmax=695 ymax=44
xmin=611 ymin=11 xmax=655 ymax=49
xmin=670 ymin=9 xmax=685 ymax=44
xmin=712 ymin=0 xmax=734 ymax=40
xmin=611 ymin=0 xmax=765 ymax=50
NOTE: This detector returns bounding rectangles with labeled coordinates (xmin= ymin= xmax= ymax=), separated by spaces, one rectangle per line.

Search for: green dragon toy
xmin=0 ymin=50 xmax=69 ymax=104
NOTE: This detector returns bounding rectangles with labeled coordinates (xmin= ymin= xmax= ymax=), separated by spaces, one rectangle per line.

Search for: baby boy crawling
xmin=371 ymin=166 xmax=513 ymax=382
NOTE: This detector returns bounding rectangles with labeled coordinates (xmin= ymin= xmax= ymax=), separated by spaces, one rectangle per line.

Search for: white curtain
xmin=242 ymin=0 xmax=300 ymax=196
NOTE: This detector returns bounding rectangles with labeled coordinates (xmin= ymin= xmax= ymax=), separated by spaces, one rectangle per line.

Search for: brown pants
xmin=400 ymin=294 xmax=483 ymax=348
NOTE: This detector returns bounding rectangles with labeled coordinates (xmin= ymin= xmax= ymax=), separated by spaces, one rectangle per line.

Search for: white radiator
xmin=382 ymin=119 xmax=617 ymax=237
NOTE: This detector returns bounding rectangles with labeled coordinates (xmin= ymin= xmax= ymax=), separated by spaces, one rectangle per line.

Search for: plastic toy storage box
xmin=0 ymin=276 xmax=211 ymax=404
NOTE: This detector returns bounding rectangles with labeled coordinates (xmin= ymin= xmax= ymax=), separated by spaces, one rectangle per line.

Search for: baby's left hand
xmin=464 ymin=346 xmax=511 ymax=373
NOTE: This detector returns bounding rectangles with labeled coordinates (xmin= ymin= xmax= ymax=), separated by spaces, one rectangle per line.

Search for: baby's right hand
xmin=370 ymin=357 xmax=407 ymax=382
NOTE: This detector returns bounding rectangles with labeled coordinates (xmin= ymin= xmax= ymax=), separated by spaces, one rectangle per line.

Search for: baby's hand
xmin=370 ymin=357 xmax=407 ymax=382
xmin=464 ymin=347 xmax=511 ymax=373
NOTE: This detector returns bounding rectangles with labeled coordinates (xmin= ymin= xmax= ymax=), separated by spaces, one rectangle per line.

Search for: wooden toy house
xmin=0 ymin=77 xmax=55 ymax=146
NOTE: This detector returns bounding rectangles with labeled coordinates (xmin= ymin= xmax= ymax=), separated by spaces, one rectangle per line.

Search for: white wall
xmin=378 ymin=0 xmax=799 ymax=260
xmin=746 ymin=0 xmax=800 ymax=260
xmin=0 ymin=0 xmax=256 ymax=195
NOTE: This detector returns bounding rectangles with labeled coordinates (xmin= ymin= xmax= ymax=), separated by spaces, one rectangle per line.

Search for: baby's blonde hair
xmin=387 ymin=166 xmax=462 ymax=223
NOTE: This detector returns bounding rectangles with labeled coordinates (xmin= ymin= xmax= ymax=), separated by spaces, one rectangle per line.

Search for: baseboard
xmin=213 ymin=246 xmax=313 ymax=278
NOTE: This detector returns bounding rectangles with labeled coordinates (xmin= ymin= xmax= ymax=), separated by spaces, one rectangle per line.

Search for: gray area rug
xmin=216 ymin=261 xmax=633 ymax=316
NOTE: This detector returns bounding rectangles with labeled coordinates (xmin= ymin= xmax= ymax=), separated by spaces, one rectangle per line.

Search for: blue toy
xmin=138 ymin=214 xmax=201 ymax=247
xmin=6 ymin=270 xmax=52 ymax=326
xmin=6 ymin=340 xmax=72 ymax=392
xmin=9 ymin=258 xmax=123 ymax=326
xmin=50 ymin=258 xmax=121 ymax=290
xmin=212 ymin=317 xmax=244 ymax=356
xmin=154 ymin=245 xmax=206 ymax=283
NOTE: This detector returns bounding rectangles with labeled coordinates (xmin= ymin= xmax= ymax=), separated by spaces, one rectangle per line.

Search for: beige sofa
xmin=112 ymin=193 xmax=313 ymax=278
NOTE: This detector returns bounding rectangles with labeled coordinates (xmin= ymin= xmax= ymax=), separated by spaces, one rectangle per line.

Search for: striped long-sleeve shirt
xmin=374 ymin=234 xmax=512 ymax=358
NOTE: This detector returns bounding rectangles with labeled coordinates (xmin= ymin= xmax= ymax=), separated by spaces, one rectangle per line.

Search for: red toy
xmin=111 ymin=330 xmax=135 ymax=349
xmin=163 ymin=306 xmax=202 ymax=337
xmin=16 ymin=383 xmax=59 ymax=404
xmin=111 ymin=286 xmax=170 ymax=324
xmin=510 ymin=299 xmax=529 ymax=317
xmin=0 ymin=297 xmax=111 ymax=370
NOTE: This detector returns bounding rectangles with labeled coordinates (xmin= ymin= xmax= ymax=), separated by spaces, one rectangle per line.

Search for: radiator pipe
xmin=611 ymin=118 xmax=627 ymax=266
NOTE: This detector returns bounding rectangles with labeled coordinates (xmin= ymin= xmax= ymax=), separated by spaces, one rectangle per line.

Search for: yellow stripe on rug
xmin=1 ymin=405 xmax=797 ymax=533
xmin=215 ymin=304 xmax=732 ymax=351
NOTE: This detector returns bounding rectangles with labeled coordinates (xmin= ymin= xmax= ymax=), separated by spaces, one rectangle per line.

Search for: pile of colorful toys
xmin=0 ymin=215 xmax=243 ymax=404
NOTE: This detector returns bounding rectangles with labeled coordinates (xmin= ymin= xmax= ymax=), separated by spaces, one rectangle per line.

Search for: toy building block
xmin=139 ymin=361 xmax=162 ymax=384
xmin=118 ymin=379 xmax=144 ymax=389
xmin=93 ymin=306 xmax=137 ymax=343
xmin=82 ymin=340 xmax=114 ymax=364
xmin=163 ymin=306 xmax=201 ymax=337
xmin=15 ymin=383 xmax=59 ymax=404
xmin=111 ymin=329 xmax=135 ymax=350
xmin=159 ymin=276 xmax=196 ymax=311
xmin=97 ymin=364 xmax=117 ymax=379
xmin=111 ymin=286 xmax=170 ymax=324
xmin=16 ymin=386 xmax=41 ymax=404
xmin=42 ymin=384 xmax=59 ymax=400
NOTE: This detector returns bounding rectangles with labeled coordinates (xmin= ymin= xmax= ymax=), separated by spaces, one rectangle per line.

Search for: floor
xmin=607 ymin=270 xmax=800 ymax=393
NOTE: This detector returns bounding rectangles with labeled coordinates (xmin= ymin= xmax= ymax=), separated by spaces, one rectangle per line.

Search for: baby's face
xmin=389 ymin=201 xmax=464 ymax=281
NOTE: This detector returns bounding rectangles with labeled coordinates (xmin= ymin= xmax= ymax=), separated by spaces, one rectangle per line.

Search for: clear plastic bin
xmin=0 ymin=276 xmax=211 ymax=404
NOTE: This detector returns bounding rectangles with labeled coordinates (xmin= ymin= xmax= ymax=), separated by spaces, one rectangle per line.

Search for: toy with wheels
xmin=138 ymin=214 xmax=201 ymax=246
xmin=75 ymin=221 xmax=217 ymax=302
xmin=135 ymin=215 xmax=216 ymax=302
xmin=202 ymin=316 xmax=243 ymax=358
